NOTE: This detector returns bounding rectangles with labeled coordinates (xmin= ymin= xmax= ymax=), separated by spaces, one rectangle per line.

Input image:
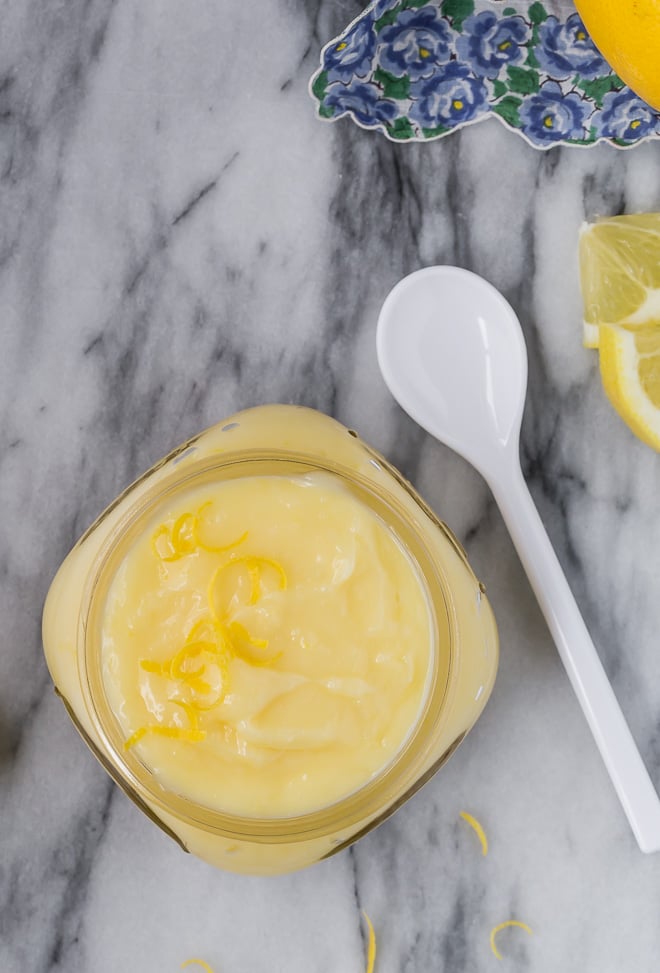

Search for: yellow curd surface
xmin=101 ymin=472 xmax=434 ymax=818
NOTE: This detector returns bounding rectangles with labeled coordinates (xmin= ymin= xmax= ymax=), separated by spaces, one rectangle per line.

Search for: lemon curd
xmin=102 ymin=473 xmax=433 ymax=817
xmin=43 ymin=405 xmax=498 ymax=874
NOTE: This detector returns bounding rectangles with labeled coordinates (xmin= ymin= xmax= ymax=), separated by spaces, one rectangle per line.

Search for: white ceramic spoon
xmin=376 ymin=265 xmax=660 ymax=853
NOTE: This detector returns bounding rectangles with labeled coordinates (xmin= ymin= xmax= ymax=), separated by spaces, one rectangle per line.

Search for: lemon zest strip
xmin=143 ymin=511 xmax=289 ymax=752
xmin=250 ymin=555 xmax=287 ymax=590
xmin=139 ymin=659 xmax=170 ymax=676
xmin=170 ymin=641 xmax=219 ymax=679
xmin=186 ymin=618 xmax=229 ymax=651
xmin=459 ymin=811 xmax=488 ymax=856
xmin=196 ymin=512 xmax=249 ymax=554
xmin=208 ymin=557 xmax=261 ymax=617
xmin=363 ymin=912 xmax=376 ymax=973
xmin=489 ymin=920 xmax=533 ymax=960
xmin=194 ymin=501 xmax=249 ymax=553
xmin=124 ymin=724 xmax=206 ymax=751
xmin=172 ymin=512 xmax=197 ymax=555
xmin=151 ymin=523 xmax=180 ymax=561
xmin=228 ymin=620 xmax=269 ymax=650
xmin=125 ymin=698 xmax=207 ymax=750
xmin=228 ymin=621 xmax=282 ymax=667
xmin=181 ymin=961 xmax=215 ymax=973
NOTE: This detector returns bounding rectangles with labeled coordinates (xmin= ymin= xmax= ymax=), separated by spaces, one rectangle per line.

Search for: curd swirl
xmin=102 ymin=473 xmax=433 ymax=816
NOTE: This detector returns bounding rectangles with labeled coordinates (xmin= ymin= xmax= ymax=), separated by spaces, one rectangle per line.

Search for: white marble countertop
xmin=2 ymin=2 xmax=660 ymax=971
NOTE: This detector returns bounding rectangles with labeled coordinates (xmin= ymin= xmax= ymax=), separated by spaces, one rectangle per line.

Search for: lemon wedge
xmin=578 ymin=214 xmax=660 ymax=449
xmin=579 ymin=214 xmax=660 ymax=348
xmin=598 ymin=326 xmax=660 ymax=451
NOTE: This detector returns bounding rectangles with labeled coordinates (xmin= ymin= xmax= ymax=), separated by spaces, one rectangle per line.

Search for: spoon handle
xmin=492 ymin=462 xmax=660 ymax=853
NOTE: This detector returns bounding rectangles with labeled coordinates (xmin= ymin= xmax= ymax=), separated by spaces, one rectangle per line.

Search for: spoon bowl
xmin=377 ymin=267 xmax=526 ymax=476
xmin=377 ymin=265 xmax=660 ymax=854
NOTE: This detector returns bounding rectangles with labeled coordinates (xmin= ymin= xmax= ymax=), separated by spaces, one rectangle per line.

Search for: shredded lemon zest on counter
xmin=363 ymin=912 xmax=376 ymax=973
xmin=459 ymin=811 xmax=488 ymax=856
xmin=489 ymin=920 xmax=533 ymax=960
xmin=181 ymin=961 xmax=215 ymax=973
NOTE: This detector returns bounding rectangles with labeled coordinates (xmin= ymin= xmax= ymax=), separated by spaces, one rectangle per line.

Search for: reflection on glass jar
xmin=42 ymin=405 xmax=498 ymax=875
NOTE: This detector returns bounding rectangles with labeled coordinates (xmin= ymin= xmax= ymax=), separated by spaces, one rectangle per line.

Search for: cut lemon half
xmin=579 ymin=214 xmax=660 ymax=349
xmin=599 ymin=326 xmax=660 ymax=451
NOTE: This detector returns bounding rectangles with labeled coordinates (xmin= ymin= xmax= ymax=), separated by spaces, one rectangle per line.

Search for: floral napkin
xmin=309 ymin=0 xmax=660 ymax=149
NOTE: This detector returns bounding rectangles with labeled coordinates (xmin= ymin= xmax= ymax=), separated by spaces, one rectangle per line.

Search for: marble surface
xmin=1 ymin=1 xmax=660 ymax=971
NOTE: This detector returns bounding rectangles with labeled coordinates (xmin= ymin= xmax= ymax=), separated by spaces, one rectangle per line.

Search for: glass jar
xmin=42 ymin=405 xmax=498 ymax=874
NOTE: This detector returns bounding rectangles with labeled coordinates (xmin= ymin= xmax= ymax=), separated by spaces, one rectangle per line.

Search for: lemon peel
xmin=250 ymin=555 xmax=288 ymax=591
xmin=172 ymin=512 xmax=198 ymax=556
xmin=490 ymin=920 xmax=533 ymax=960
xmin=598 ymin=324 xmax=660 ymax=451
xmin=124 ymin=723 xmax=206 ymax=751
xmin=363 ymin=912 xmax=376 ymax=973
xmin=125 ymin=696 xmax=207 ymax=751
xmin=136 ymin=508 xmax=288 ymax=751
xmin=151 ymin=524 xmax=180 ymax=562
xmin=151 ymin=506 xmax=247 ymax=563
xmin=459 ymin=811 xmax=488 ymax=856
xmin=195 ymin=500 xmax=248 ymax=553
xmin=228 ymin=620 xmax=282 ymax=667
xmin=208 ymin=557 xmax=261 ymax=617
xmin=181 ymin=961 xmax=215 ymax=973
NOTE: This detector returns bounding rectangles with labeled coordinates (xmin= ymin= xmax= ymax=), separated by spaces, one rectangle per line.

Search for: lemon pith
xmin=579 ymin=214 xmax=660 ymax=451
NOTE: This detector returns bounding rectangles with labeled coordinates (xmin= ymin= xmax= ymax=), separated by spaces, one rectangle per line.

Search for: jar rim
xmin=78 ymin=448 xmax=460 ymax=844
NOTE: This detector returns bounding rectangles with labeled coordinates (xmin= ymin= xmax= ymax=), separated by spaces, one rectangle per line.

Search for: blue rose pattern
xmin=312 ymin=0 xmax=660 ymax=148
xmin=592 ymin=90 xmax=660 ymax=141
xmin=372 ymin=0 xmax=403 ymax=18
xmin=378 ymin=7 xmax=453 ymax=80
xmin=410 ymin=63 xmax=488 ymax=128
xmin=519 ymin=82 xmax=590 ymax=144
xmin=324 ymin=80 xmax=400 ymax=127
xmin=322 ymin=17 xmax=377 ymax=83
xmin=456 ymin=11 xmax=530 ymax=79
xmin=535 ymin=13 xmax=607 ymax=80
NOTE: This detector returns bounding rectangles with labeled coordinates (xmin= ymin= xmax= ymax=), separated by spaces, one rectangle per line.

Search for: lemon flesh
xmin=579 ymin=214 xmax=660 ymax=450
xmin=579 ymin=215 xmax=660 ymax=333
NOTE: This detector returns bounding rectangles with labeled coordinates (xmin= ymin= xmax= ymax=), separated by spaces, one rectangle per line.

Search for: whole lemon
xmin=574 ymin=0 xmax=660 ymax=110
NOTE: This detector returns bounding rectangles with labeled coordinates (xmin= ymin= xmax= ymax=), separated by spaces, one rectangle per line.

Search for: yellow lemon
xmin=598 ymin=326 xmax=660 ymax=450
xmin=578 ymin=214 xmax=660 ymax=449
xmin=578 ymin=214 xmax=660 ymax=348
xmin=574 ymin=0 xmax=660 ymax=110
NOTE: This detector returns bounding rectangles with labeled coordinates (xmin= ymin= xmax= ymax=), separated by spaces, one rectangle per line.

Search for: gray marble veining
xmin=2 ymin=1 xmax=660 ymax=971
